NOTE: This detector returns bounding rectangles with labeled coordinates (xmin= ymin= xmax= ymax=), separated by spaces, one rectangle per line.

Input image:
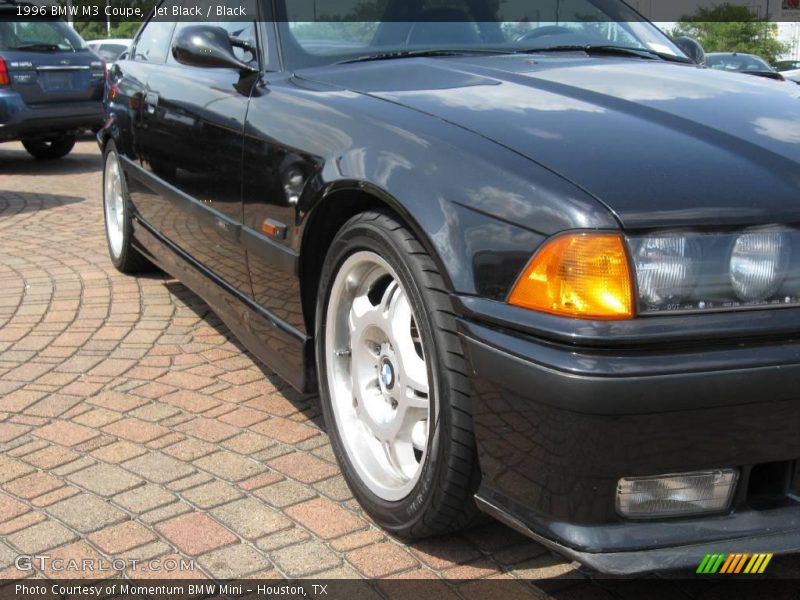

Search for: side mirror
xmin=172 ymin=25 xmax=256 ymax=73
xmin=674 ymin=36 xmax=706 ymax=66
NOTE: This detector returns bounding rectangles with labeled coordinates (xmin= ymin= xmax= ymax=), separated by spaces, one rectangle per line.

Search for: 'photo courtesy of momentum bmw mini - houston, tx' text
xmin=2 ymin=0 xmax=800 ymax=596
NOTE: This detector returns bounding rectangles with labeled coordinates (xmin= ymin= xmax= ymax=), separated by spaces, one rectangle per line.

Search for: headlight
xmin=628 ymin=228 xmax=796 ymax=315
xmin=730 ymin=232 xmax=790 ymax=302
xmin=634 ymin=236 xmax=700 ymax=309
xmin=510 ymin=228 xmax=799 ymax=319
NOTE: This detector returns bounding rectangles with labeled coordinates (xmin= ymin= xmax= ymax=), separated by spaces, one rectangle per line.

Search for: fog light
xmin=616 ymin=469 xmax=738 ymax=519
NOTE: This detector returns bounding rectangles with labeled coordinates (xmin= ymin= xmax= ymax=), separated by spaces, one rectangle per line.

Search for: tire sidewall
xmin=23 ymin=136 xmax=76 ymax=160
xmin=315 ymin=215 xmax=452 ymax=533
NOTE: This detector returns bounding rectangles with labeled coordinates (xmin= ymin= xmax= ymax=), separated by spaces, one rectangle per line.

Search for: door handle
xmin=144 ymin=92 xmax=159 ymax=115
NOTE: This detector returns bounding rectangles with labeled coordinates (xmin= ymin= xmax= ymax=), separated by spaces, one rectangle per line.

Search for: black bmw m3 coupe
xmin=100 ymin=0 xmax=800 ymax=574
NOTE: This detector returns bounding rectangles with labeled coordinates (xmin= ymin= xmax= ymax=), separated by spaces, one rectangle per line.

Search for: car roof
xmin=707 ymin=52 xmax=760 ymax=58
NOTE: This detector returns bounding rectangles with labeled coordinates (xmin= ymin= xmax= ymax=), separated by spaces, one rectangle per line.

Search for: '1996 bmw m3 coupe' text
xmin=100 ymin=0 xmax=800 ymax=574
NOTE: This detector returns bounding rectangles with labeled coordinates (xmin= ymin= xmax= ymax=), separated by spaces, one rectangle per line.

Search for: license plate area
xmin=40 ymin=70 xmax=80 ymax=91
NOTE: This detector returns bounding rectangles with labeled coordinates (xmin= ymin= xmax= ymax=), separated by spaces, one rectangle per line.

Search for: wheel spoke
xmin=385 ymin=402 xmax=428 ymax=445
xmin=349 ymin=293 xmax=375 ymax=336
xmin=411 ymin=419 xmax=428 ymax=452
xmin=379 ymin=280 xmax=399 ymax=314
xmin=352 ymin=373 xmax=381 ymax=423
xmin=387 ymin=293 xmax=429 ymax=396
xmin=403 ymin=387 xmax=430 ymax=410
xmin=400 ymin=353 xmax=429 ymax=402
xmin=383 ymin=439 xmax=418 ymax=482
xmin=387 ymin=288 xmax=414 ymax=353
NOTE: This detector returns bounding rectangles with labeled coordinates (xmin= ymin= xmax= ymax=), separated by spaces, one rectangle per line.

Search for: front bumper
xmin=476 ymin=494 xmax=800 ymax=575
xmin=458 ymin=300 xmax=800 ymax=574
xmin=0 ymin=91 xmax=102 ymax=141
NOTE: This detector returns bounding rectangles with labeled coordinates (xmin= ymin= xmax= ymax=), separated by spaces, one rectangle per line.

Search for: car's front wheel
xmin=102 ymin=141 xmax=153 ymax=274
xmin=22 ymin=136 xmax=76 ymax=160
xmin=316 ymin=211 xmax=481 ymax=538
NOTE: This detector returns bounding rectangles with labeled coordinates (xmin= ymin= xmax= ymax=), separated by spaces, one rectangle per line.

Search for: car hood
xmin=298 ymin=55 xmax=800 ymax=230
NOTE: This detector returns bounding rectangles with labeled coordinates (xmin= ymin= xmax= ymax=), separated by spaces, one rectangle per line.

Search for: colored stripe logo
xmin=697 ymin=553 xmax=773 ymax=574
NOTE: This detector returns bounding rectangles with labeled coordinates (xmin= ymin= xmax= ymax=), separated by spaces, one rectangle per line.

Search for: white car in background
xmin=87 ymin=38 xmax=132 ymax=62
xmin=780 ymin=68 xmax=800 ymax=85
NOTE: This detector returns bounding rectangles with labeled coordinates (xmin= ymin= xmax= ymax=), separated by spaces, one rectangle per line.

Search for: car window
xmin=134 ymin=6 xmax=177 ymax=64
xmin=778 ymin=61 xmax=800 ymax=70
xmin=707 ymin=55 xmax=772 ymax=72
xmin=96 ymin=43 xmax=127 ymax=61
xmin=0 ymin=20 xmax=87 ymax=51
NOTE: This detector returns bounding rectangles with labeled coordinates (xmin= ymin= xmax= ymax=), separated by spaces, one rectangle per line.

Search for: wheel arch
xmin=298 ymin=181 xmax=455 ymax=336
xmin=97 ymin=123 xmax=112 ymax=152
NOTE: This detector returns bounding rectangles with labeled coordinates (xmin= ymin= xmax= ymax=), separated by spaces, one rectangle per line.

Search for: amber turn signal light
xmin=508 ymin=232 xmax=634 ymax=320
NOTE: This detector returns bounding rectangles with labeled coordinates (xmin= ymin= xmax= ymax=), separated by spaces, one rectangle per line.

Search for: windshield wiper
xmin=336 ymin=48 xmax=509 ymax=65
xmin=519 ymin=45 xmax=692 ymax=63
xmin=11 ymin=43 xmax=61 ymax=52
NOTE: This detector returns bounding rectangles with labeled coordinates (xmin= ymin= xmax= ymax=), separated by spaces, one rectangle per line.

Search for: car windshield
xmin=707 ymin=54 xmax=773 ymax=72
xmin=91 ymin=43 xmax=129 ymax=61
xmin=0 ymin=20 xmax=88 ymax=52
xmin=275 ymin=0 xmax=685 ymax=68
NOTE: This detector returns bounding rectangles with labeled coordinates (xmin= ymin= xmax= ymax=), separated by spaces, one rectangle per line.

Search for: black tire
xmin=102 ymin=141 xmax=154 ymax=274
xmin=22 ymin=136 xmax=76 ymax=160
xmin=315 ymin=210 xmax=482 ymax=539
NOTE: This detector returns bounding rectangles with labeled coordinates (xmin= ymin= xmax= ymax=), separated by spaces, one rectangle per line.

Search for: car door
xmin=131 ymin=4 xmax=259 ymax=298
xmin=114 ymin=9 xmax=177 ymax=233
xmin=240 ymin=21 xmax=316 ymax=335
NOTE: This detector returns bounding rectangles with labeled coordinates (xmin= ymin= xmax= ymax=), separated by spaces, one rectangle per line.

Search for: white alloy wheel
xmin=103 ymin=150 xmax=125 ymax=260
xmin=324 ymin=250 xmax=432 ymax=501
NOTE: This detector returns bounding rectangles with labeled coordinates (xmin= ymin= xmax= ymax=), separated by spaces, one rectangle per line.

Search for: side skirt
xmin=131 ymin=219 xmax=315 ymax=394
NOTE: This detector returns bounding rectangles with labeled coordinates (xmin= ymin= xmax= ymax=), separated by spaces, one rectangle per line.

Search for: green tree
xmin=60 ymin=0 xmax=151 ymax=40
xmin=76 ymin=21 xmax=141 ymax=41
xmin=671 ymin=3 xmax=789 ymax=65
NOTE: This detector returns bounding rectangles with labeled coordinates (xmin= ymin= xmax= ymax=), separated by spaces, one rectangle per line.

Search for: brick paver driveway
xmin=1 ymin=141 xmax=799 ymax=598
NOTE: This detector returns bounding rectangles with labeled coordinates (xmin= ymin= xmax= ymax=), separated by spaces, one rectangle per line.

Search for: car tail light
xmin=508 ymin=232 xmax=634 ymax=319
xmin=0 ymin=57 xmax=9 ymax=86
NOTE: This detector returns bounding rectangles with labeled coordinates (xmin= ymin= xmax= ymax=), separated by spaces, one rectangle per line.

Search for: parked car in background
xmin=102 ymin=0 xmax=800 ymax=575
xmin=706 ymin=52 xmax=787 ymax=81
xmin=0 ymin=8 xmax=104 ymax=159
xmin=775 ymin=59 xmax=800 ymax=71
xmin=87 ymin=38 xmax=133 ymax=62
xmin=780 ymin=68 xmax=800 ymax=85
